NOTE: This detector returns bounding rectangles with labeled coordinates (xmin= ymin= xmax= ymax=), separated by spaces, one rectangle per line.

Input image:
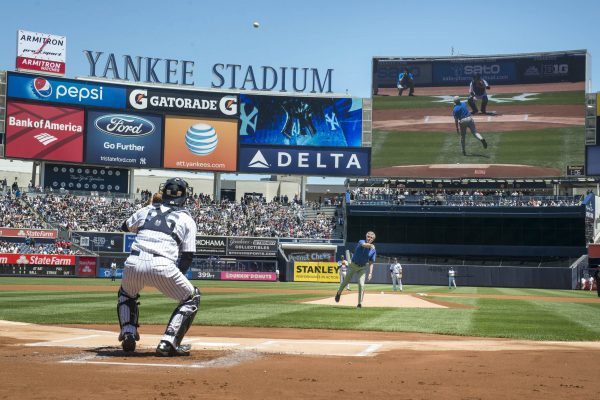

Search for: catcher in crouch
xmin=117 ymin=177 xmax=199 ymax=357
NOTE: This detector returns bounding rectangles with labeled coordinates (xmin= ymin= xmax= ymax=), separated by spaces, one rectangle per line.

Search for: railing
xmin=350 ymin=194 xmax=583 ymax=207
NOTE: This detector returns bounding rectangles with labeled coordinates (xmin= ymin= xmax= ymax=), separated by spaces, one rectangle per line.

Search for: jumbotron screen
xmin=371 ymin=50 xmax=588 ymax=178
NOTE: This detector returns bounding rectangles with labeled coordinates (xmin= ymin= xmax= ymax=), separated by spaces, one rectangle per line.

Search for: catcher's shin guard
xmin=481 ymin=96 xmax=488 ymax=113
xmin=163 ymin=287 xmax=201 ymax=348
xmin=117 ymin=287 xmax=140 ymax=341
xmin=467 ymin=96 xmax=478 ymax=113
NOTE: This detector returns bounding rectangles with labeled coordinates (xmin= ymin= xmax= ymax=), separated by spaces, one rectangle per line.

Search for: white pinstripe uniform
xmin=118 ymin=204 xmax=197 ymax=344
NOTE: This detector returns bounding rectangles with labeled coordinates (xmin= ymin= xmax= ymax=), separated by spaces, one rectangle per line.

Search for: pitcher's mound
xmin=305 ymin=292 xmax=447 ymax=308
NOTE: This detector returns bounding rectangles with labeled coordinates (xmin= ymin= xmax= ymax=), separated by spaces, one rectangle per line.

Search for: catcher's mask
xmin=160 ymin=178 xmax=190 ymax=207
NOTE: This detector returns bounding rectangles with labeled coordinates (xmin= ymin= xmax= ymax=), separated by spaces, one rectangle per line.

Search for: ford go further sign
xmin=85 ymin=110 xmax=163 ymax=168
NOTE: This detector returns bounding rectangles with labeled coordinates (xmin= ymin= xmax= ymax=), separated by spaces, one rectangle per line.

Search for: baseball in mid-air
xmin=253 ymin=21 xmax=260 ymax=28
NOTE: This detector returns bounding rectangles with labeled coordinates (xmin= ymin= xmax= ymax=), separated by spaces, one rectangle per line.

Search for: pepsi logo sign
xmin=32 ymin=77 xmax=52 ymax=97
xmin=94 ymin=114 xmax=155 ymax=137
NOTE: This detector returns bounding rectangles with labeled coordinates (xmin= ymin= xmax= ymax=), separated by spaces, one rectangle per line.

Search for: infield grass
xmin=371 ymin=126 xmax=584 ymax=169
xmin=0 ymin=278 xmax=599 ymax=341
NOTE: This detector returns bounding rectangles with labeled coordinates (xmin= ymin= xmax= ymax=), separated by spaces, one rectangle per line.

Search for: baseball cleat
xmin=121 ymin=333 xmax=136 ymax=353
xmin=356 ymin=304 xmax=362 ymax=308
xmin=482 ymin=139 xmax=488 ymax=149
xmin=156 ymin=340 xmax=191 ymax=357
xmin=334 ymin=292 xmax=341 ymax=302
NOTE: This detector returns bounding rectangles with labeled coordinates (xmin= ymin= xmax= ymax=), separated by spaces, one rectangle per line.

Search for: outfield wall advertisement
xmin=370 ymin=50 xmax=586 ymax=178
xmin=293 ymin=261 xmax=339 ymax=283
xmin=5 ymin=100 xmax=84 ymax=162
xmin=373 ymin=51 xmax=587 ymax=89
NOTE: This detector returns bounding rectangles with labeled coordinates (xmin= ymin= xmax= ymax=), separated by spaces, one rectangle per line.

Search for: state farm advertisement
xmin=5 ymin=100 xmax=84 ymax=162
xmin=16 ymin=30 xmax=66 ymax=75
xmin=221 ymin=271 xmax=277 ymax=281
xmin=77 ymin=257 xmax=97 ymax=277
xmin=0 ymin=228 xmax=58 ymax=239
xmin=0 ymin=253 xmax=75 ymax=266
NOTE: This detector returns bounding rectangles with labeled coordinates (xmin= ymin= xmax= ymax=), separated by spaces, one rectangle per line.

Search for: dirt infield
xmin=376 ymin=81 xmax=585 ymax=96
xmin=1 ymin=285 xmax=599 ymax=399
xmin=373 ymin=104 xmax=583 ymax=133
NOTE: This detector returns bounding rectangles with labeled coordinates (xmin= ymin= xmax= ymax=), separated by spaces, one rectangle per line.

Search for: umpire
xmin=117 ymin=177 xmax=200 ymax=357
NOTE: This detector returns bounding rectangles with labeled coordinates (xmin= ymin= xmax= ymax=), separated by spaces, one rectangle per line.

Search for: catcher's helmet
xmin=453 ymin=96 xmax=461 ymax=104
xmin=160 ymin=177 xmax=188 ymax=207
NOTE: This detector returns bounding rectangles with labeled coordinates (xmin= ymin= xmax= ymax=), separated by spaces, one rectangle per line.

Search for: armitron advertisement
xmin=293 ymin=261 xmax=339 ymax=283
xmin=16 ymin=30 xmax=66 ymax=75
xmin=163 ymin=116 xmax=238 ymax=172
xmin=5 ymin=100 xmax=84 ymax=162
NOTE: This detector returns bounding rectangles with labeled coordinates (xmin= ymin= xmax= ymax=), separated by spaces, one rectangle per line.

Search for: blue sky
xmin=1 ymin=0 xmax=598 ymax=96
xmin=1 ymin=0 xmax=598 ymax=184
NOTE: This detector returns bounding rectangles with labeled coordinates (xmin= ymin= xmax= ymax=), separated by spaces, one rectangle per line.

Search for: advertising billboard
xmin=371 ymin=50 xmax=587 ymax=178
xmin=238 ymin=145 xmax=371 ymax=176
xmin=127 ymin=87 xmax=238 ymax=117
xmin=16 ymin=30 xmax=66 ymax=75
xmin=5 ymin=100 xmax=84 ymax=162
xmin=85 ymin=110 xmax=163 ymax=168
xmin=72 ymin=231 xmax=125 ymax=252
xmin=238 ymin=95 xmax=363 ymax=147
xmin=43 ymin=163 xmax=129 ymax=193
xmin=293 ymin=261 xmax=339 ymax=283
xmin=163 ymin=116 xmax=238 ymax=172
xmin=7 ymin=72 xmax=126 ymax=108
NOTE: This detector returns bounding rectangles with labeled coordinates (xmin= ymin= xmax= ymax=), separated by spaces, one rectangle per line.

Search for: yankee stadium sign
xmin=84 ymin=50 xmax=334 ymax=93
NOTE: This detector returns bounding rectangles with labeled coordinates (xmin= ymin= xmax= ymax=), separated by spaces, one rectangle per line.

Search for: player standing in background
xmin=448 ymin=267 xmax=457 ymax=289
xmin=468 ymin=73 xmax=490 ymax=114
xmin=335 ymin=231 xmax=377 ymax=308
xmin=594 ymin=267 xmax=600 ymax=297
xmin=110 ymin=262 xmax=117 ymax=282
xmin=453 ymin=96 xmax=488 ymax=156
xmin=390 ymin=257 xmax=403 ymax=292
xmin=397 ymin=66 xmax=415 ymax=96
xmin=117 ymin=178 xmax=200 ymax=357
xmin=338 ymin=255 xmax=350 ymax=291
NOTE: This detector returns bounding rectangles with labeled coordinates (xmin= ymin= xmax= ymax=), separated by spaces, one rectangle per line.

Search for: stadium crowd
xmin=15 ymin=193 xmax=338 ymax=238
xmin=0 ymin=239 xmax=78 ymax=255
xmin=348 ymin=187 xmax=583 ymax=207
xmin=0 ymin=193 xmax=48 ymax=229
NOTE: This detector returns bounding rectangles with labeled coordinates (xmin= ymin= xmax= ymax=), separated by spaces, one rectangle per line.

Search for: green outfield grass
xmin=371 ymin=127 xmax=584 ymax=169
xmin=0 ymin=278 xmax=599 ymax=341
xmin=373 ymin=90 xmax=585 ymax=110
